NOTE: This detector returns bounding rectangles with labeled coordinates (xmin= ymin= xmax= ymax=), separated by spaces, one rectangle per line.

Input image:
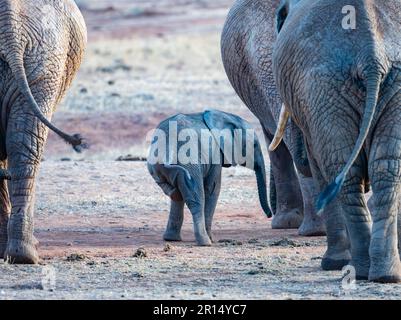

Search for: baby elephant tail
xmin=148 ymin=163 xmax=195 ymax=203
xmin=163 ymin=164 xmax=194 ymax=202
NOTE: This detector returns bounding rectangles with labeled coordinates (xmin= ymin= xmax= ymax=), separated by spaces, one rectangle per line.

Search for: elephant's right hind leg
xmin=306 ymin=147 xmax=351 ymax=271
xmin=164 ymin=200 xmax=184 ymax=242
xmin=0 ymin=160 xmax=11 ymax=259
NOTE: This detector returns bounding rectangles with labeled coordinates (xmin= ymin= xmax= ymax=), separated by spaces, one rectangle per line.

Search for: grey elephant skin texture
xmin=147 ymin=110 xmax=270 ymax=246
xmin=274 ymin=0 xmax=401 ymax=283
xmin=221 ymin=0 xmax=326 ymax=237
xmin=0 ymin=0 xmax=87 ymax=264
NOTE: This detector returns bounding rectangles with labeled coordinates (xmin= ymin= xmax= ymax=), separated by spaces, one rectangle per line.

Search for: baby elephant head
xmin=203 ymin=110 xmax=272 ymax=217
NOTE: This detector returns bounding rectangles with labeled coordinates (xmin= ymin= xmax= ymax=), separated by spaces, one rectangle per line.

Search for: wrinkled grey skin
xmin=221 ymin=0 xmax=326 ymax=236
xmin=0 ymin=0 xmax=87 ymax=264
xmin=274 ymin=0 xmax=401 ymax=282
xmin=147 ymin=110 xmax=270 ymax=246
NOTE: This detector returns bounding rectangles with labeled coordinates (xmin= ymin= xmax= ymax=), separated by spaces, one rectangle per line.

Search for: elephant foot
xmin=271 ymin=209 xmax=303 ymax=229
xmin=4 ymin=239 xmax=39 ymax=264
xmin=369 ymin=259 xmax=401 ymax=283
xmin=195 ymin=234 xmax=212 ymax=246
xmin=322 ymin=249 xmax=351 ymax=271
xmin=206 ymin=230 xmax=214 ymax=243
xmin=298 ymin=216 xmax=326 ymax=237
xmin=321 ymin=258 xmax=350 ymax=271
xmin=370 ymin=274 xmax=401 ymax=283
xmin=350 ymin=259 xmax=370 ymax=280
xmin=163 ymin=231 xmax=182 ymax=242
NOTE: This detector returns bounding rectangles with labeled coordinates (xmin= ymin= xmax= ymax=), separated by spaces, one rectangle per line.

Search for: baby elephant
xmin=147 ymin=110 xmax=271 ymax=246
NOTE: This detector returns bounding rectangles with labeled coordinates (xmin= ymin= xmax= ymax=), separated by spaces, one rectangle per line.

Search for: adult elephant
xmin=273 ymin=0 xmax=401 ymax=282
xmin=0 ymin=0 xmax=87 ymax=264
xmin=221 ymin=0 xmax=326 ymax=236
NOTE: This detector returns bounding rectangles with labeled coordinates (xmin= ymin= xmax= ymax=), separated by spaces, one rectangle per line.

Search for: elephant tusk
xmin=269 ymin=104 xmax=290 ymax=151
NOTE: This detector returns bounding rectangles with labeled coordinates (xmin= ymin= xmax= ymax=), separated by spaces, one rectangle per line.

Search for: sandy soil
xmin=1 ymin=0 xmax=400 ymax=300
xmin=1 ymin=161 xmax=400 ymax=300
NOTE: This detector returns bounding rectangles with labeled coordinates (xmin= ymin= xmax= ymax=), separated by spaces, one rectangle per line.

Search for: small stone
xmin=133 ymin=247 xmax=148 ymax=258
xmin=247 ymin=270 xmax=260 ymax=275
xmin=218 ymin=239 xmax=243 ymax=246
xmin=66 ymin=253 xmax=88 ymax=262
xmin=116 ymin=155 xmax=147 ymax=162
xmin=133 ymin=272 xmax=144 ymax=278
xmin=248 ymin=238 xmax=259 ymax=244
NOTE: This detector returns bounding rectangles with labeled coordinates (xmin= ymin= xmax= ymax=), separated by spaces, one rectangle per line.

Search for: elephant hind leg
xmin=268 ymin=139 xmax=304 ymax=230
xmin=368 ymin=115 xmax=401 ymax=283
xmin=164 ymin=200 xmax=184 ymax=242
xmin=0 ymin=160 xmax=11 ymax=259
xmin=305 ymin=147 xmax=350 ymax=270
xmin=339 ymin=180 xmax=371 ymax=279
xmin=184 ymin=187 xmax=211 ymax=246
xmin=368 ymin=169 xmax=401 ymax=283
xmin=3 ymin=95 xmax=50 ymax=264
xmin=204 ymin=167 xmax=222 ymax=242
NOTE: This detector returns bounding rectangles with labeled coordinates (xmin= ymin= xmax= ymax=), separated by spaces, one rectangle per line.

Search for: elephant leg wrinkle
xmin=164 ymin=200 xmax=184 ymax=242
xmin=337 ymin=180 xmax=372 ymax=279
xmin=368 ymin=118 xmax=401 ymax=282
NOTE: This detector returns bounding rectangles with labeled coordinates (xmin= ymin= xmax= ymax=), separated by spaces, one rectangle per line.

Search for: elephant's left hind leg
xmin=164 ymin=200 xmax=184 ymax=242
xmin=4 ymin=94 xmax=51 ymax=264
xmin=297 ymin=174 xmax=326 ymax=236
xmin=0 ymin=160 xmax=11 ymax=259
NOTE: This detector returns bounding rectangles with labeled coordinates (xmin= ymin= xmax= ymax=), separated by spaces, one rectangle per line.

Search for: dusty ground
xmin=1 ymin=0 xmax=401 ymax=300
xmin=2 ymin=162 xmax=400 ymax=300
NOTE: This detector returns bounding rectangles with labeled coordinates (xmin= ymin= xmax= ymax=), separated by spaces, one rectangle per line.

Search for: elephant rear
xmin=273 ymin=0 xmax=401 ymax=282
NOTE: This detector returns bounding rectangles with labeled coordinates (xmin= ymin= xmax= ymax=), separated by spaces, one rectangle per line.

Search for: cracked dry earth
xmin=1 ymin=162 xmax=401 ymax=300
xmin=1 ymin=0 xmax=401 ymax=300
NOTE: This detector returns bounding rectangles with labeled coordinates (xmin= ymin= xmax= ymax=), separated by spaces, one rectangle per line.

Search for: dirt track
xmin=1 ymin=0 xmax=401 ymax=300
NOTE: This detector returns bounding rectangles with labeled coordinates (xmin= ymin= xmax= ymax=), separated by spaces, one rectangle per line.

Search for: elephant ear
xmin=276 ymin=1 xmax=289 ymax=33
xmin=203 ymin=109 xmax=252 ymax=168
xmin=276 ymin=0 xmax=302 ymax=33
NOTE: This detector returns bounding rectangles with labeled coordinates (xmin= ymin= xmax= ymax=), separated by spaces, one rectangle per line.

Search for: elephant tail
xmin=6 ymin=54 xmax=88 ymax=153
xmin=317 ymin=68 xmax=382 ymax=211
xmin=150 ymin=163 xmax=195 ymax=203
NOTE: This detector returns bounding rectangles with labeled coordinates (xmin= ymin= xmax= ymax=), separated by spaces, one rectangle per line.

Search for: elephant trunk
xmin=254 ymin=146 xmax=272 ymax=218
